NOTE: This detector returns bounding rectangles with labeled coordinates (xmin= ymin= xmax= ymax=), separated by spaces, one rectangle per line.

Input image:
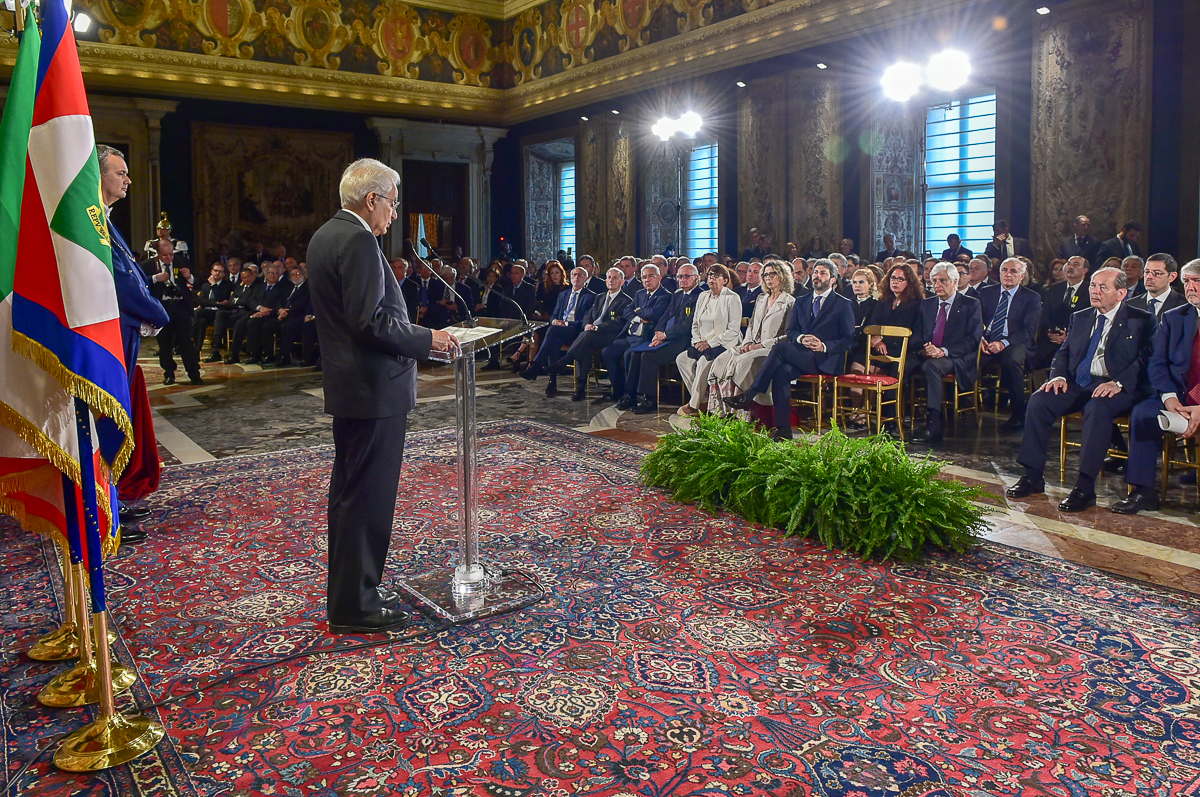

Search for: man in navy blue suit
xmin=723 ymin=259 xmax=855 ymax=440
xmin=940 ymin=234 xmax=973 ymax=263
xmin=912 ymin=262 xmax=984 ymax=445
xmin=1113 ymin=259 xmax=1200 ymax=514
xmin=977 ymin=258 xmax=1041 ymax=433
xmin=1007 ymin=267 xmax=1155 ymax=512
xmin=621 ymin=265 xmax=703 ymax=414
xmin=521 ymin=266 xmax=594 ymax=394
xmin=601 ymin=264 xmax=670 ymax=401
xmin=100 ymin=145 xmax=171 ymax=540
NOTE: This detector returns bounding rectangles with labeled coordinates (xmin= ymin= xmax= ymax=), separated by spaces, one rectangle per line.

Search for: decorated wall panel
xmin=643 ymin=143 xmax=682 ymax=255
xmin=869 ymin=103 xmax=921 ymax=257
xmin=787 ymin=72 xmax=842 ymax=257
xmin=191 ymin=122 xmax=354 ymax=261
xmin=576 ymin=119 xmax=607 ymax=263
xmin=737 ymin=75 xmax=788 ymax=252
xmin=608 ymin=118 xmax=637 ymax=260
xmin=524 ymin=147 xmax=557 ymax=265
xmin=1029 ymin=0 xmax=1153 ymax=263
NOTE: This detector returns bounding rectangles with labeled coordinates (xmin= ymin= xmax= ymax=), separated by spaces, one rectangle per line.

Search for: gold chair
xmin=791 ymin=374 xmax=832 ymax=433
xmin=1058 ymin=413 xmax=1129 ymax=483
xmin=946 ymin=345 xmax=982 ymax=426
xmin=833 ymin=325 xmax=911 ymax=441
xmin=1161 ymin=432 xmax=1200 ymax=501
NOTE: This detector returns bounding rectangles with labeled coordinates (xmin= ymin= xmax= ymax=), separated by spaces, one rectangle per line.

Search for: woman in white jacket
xmin=676 ymin=264 xmax=744 ymax=416
xmin=708 ymin=260 xmax=796 ymax=416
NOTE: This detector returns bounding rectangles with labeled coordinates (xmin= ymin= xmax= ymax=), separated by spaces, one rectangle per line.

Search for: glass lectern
xmin=396 ymin=317 xmax=546 ymax=622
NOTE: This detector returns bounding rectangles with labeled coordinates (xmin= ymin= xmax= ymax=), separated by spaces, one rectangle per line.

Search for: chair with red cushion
xmin=833 ymin=325 xmax=911 ymax=440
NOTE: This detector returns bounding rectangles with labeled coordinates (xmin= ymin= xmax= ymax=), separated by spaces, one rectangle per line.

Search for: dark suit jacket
xmin=585 ymin=275 xmax=607 ymax=295
xmin=307 ymin=209 xmax=433 ymax=418
xmin=279 ymin=280 xmax=312 ymax=318
xmin=1147 ymin=305 xmax=1198 ymax=400
xmin=500 ymin=279 xmax=537 ymax=320
xmin=656 ymin=287 xmax=703 ymax=344
xmin=736 ymin=284 xmax=763 ymax=318
xmin=1058 ymin=234 xmax=1101 ymax=264
xmin=1040 ymin=277 xmax=1091 ymax=335
xmin=196 ymin=279 xmax=233 ymax=309
xmin=977 ymin=284 xmax=1041 ymax=351
xmin=1096 ymin=235 xmax=1142 ymax=264
xmin=984 ymin=236 xmax=1033 ymax=261
xmin=1127 ymin=289 xmax=1186 ymax=319
xmin=112 ymin=225 xmax=169 ymax=332
xmin=141 ymin=258 xmax=195 ymax=310
xmin=400 ymin=276 xmax=420 ymax=322
xmin=550 ymin=288 xmax=595 ymax=332
xmin=941 ymin=246 xmax=973 ymax=262
xmin=256 ymin=279 xmax=290 ymax=312
xmin=622 ymin=286 xmax=671 ymax=341
xmin=784 ymin=291 xmax=856 ymax=375
xmin=1049 ymin=304 xmax=1154 ymax=399
xmin=875 ymin=248 xmax=902 ymax=262
xmin=918 ymin=293 xmax=984 ymax=389
xmin=581 ymin=291 xmax=633 ymax=336
xmin=229 ymin=280 xmax=265 ymax=313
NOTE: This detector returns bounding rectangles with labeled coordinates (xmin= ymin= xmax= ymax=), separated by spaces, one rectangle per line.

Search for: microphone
xmin=423 ymin=238 xmax=531 ymax=331
xmin=406 ymin=239 xmax=476 ymax=328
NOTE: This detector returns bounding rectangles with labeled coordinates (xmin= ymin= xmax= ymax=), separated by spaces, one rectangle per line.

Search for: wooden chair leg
xmin=1059 ymin=417 xmax=1068 ymax=484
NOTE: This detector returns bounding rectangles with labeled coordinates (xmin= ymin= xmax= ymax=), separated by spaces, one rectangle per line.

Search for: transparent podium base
xmin=396 ymin=560 xmax=541 ymax=623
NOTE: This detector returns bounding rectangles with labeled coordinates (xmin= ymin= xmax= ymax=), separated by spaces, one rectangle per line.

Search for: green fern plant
xmin=640 ymin=415 xmax=987 ymax=561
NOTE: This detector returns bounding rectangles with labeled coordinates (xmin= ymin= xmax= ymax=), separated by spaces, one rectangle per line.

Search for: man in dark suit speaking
xmin=308 ymin=159 xmax=458 ymax=633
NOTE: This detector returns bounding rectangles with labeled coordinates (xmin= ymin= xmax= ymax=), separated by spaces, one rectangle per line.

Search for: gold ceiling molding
xmin=0 ymin=0 xmax=965 ymax=125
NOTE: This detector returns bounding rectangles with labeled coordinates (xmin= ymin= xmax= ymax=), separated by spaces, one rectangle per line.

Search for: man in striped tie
xmin=1114 ymin=259 xmax=1200 ymax=514
xmin=977 ymin=258 xmax=1041 ymax=432
xmin=1007 ymin=267 xmax=1155 ymax=512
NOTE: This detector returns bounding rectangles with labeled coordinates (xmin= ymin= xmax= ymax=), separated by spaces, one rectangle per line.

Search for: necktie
xmin=1065 ymin=285 xmax=1075 ymax=306
xmin=1076 ymin=315 xmax=1107 ymax=388
xmin=564 ymin=291 xmax=578 ymax=321
xmin=932 ymin=301 xmax=949 ymax=348
xmin=1150 ymin=298 xmax=1159 ymax=317
xmin=987 ymin=290 xmax=1010 ymax=342
xmin=1125 ymin=240 xmax=1132 ymax=257
xmin=1075 ymin=237 xmax=1083 ymax=254
xmin=812 ymin=295 xmax=823 ymax=317
xmin=1186 ymin=324 xmax=1200 ymax=405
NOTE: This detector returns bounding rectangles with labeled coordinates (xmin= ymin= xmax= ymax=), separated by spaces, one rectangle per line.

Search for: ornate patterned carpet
xmin=3 ymin=420 xmax=1200 ymax=796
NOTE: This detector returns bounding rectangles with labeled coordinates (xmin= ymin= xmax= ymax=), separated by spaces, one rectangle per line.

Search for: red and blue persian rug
xmin=2 ymin=420 xmax=1200 ymax=796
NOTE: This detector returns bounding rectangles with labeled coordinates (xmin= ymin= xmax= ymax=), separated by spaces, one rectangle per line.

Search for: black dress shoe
xmin=162 ymin=373 xmax=175 ymax=386
xmin=329 ymin=606 xmax=409 ymax=634
xmin=521 ymin=364 xmax=543 ymax=381
xmin=119 ymin=505 xmax=150 ymax=523
xmin=377 ymin=587 xmax=403 ymax=609
xmin=912 ymin=427 xmax=943 ymax=445
xmin=768 ymin=426 xmax=793 ymax=441
xmin=120 ymin=526 xmax=148 ymax=544
xmin=188 ymin=375 xmax=204 ymax=385
xmin=1058 ymin=487 xmax=1096 ymax=513
xmin=224 ymin=356 xmax=240 ymax=365
xmin=882 ymin=421 xmax=901 ymax=439
xmin=204 ymin=352 xmax=223 ymax=363
xmin=1111 ymin=490 xmax=1160 ymax=515
xmin=1001 ymin=416 xmax=1025 ymax=432
xmin=545 ymin=381 xmax=558 ymax=397
xmin=245 ymin=357 xmax=261 ymax=365
xmin=571 ymin=389 xmax=587 ymax=402
xmin=546 ymin=363 xmax=567 ymax=378
xmin=633 ymin=397 xmax=658 ymax=414
xmin=1006 ymin=475 xmax=1045 ymax=498
xmin=615 ymin=394 xmax=636 ymax=411
xmin=722 ymin=393 xmax=756 ymax=411
xmin=1103 ymin=456 xmax=1127 ymax=475
xmin=482 ymin=360 xmax=501 ymax=371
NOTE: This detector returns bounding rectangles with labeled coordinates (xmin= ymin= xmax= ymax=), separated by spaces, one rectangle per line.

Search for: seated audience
xmin=244 ymin=263 xmax=290 ymax=364
xmin=1115 ymin=258 xmax=1200 ymax=514
xmin=1126 ymin=253 xmax=1184 ymax=319
xmin=544 ymin=268 xmax=632 ymax=400
xmin=617 ymin=265 xmax=703 ymax=414
xmin=601 ymin=264 xmax=671 ymax=401
xmin=912 ymin=262 xmax=984 ymax=445
xmin=984 ymin=219 xmax=1032 ymax=261
xmin=677 ymin=264 xmax=744 ymax=418
xmin=1045 ymin=258 xmax=1066 ymax=288
xmin=485 ymin=262 xmax=537 ymax=370
xmin=965 ymin=257 xmax=993 ymax=295
xmin=723 ymin=259 xmax=855 ymax=440
xmin=1006 ymin=267 xmax=1154 ymax=512
xmin=1033 ymin=255 xmax=1091 ymax=370
xmin=876 ymin=233 xmax=902 ymax=263
xmin=511 ymin=260 xmax=568 ymax=371
xmin=736 ymin=261 xmax=763 ymax=318
xmin=192 ymin=262 xmax=232 ymax=354
xmin=867 ymin=261 xmax=925 ymax=434
xmin=838 ymin=238 xmax=856 ymax=258
xmin=709 ymin=260 xmax=796 ymax=416
xmin=803 ymin=236 xmax=827 ymax=259
xmin=1122 ymin=255 xmax=1146 ymax=299
xmin=214 ymin=267 xmax=263 ymax=364
xmin=265 ymin=266 xmax=315 ymax=367
xmin=978 ymin=258 xmax=1042 ymax=433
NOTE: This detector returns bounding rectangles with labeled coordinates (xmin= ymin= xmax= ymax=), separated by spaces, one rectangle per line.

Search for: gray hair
xmin=640 ymin=263 xmax=661 ymax=277
xmin=929 ymin=261 xmax=958 ymax=283
xmin=606 ymin=267 xmax=624 ymax=279
xmin=1180 ymin=259 xmax=1200 ymax=279
xmin=828 ymin=252 xmax=848 ymax=267
xmin=1001 ymin=256 xmax=1026 ymax=276
xmin=339 ymin=158 xmax=400 ymax=207
xmin=570 ymin=266 xmax=588 ymax=279
xmin=1093 ymin=266 xmax=1127 ymax=291
xmin=96 ymin=145 xmax=124 ymax=173
xmin=1121 ymin=255 xmax=1144 ymax=269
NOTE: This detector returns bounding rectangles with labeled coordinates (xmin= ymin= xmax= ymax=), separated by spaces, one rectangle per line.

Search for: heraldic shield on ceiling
xmin=434 ymin=14 xmax=497 ymax=87
xmin=358 ymin=0 xmax=430 ymax=79
xmin=274 ymin=0 xmax=354 ymax=70
xmin=554 ymin=0 xmax=601 ymax=69
xmin=603 ymin=0 xmax=659 ymax=52
xmin=184 ymin=0 xmax=268 ymax=58
xmin=93 ymin=0 xmax=174 ymax=47
xmin=504 ymin=8 xmax=549 ymax=85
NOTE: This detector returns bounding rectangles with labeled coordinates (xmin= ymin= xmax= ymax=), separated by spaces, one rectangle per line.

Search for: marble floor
xmin=139 ymin=341 xmax=1200 ymax=596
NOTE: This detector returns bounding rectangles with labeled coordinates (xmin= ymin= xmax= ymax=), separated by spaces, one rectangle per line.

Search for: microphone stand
xmin=407 ymin=240 xmax=477 ymax=328
xmin=421 ymin=238 xmax=532 ymax=332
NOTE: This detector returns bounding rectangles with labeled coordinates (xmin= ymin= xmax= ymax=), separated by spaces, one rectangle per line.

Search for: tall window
xmin=684 ymin=142 xmax=718 ymax=255
xmin=558 ymin=162 xmax=576 ymax=255
xmin=924 ymin=93 xmax=996 ymax=256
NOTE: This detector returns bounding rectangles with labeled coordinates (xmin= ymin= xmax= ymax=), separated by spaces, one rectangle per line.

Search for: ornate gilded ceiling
xmin=0 ymin=0 xmax=963 ymax=124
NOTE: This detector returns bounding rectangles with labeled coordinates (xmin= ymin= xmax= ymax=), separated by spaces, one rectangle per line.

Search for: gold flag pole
xmin=27 ymin=539 xmax=80 ymax=661
xmin=55 ymin=398 xmax=164 ymax=771
xmin=14 ymin=0 xmax=24 ymax=32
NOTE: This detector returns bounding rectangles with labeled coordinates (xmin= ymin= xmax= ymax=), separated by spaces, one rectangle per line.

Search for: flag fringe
xmin=0 ymin=496 xmax=66 ymax=543
xmin=0 ymin=398 xmax=118 ymax=551
xmin=10 ymin=330 xmax=134 ymax=480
